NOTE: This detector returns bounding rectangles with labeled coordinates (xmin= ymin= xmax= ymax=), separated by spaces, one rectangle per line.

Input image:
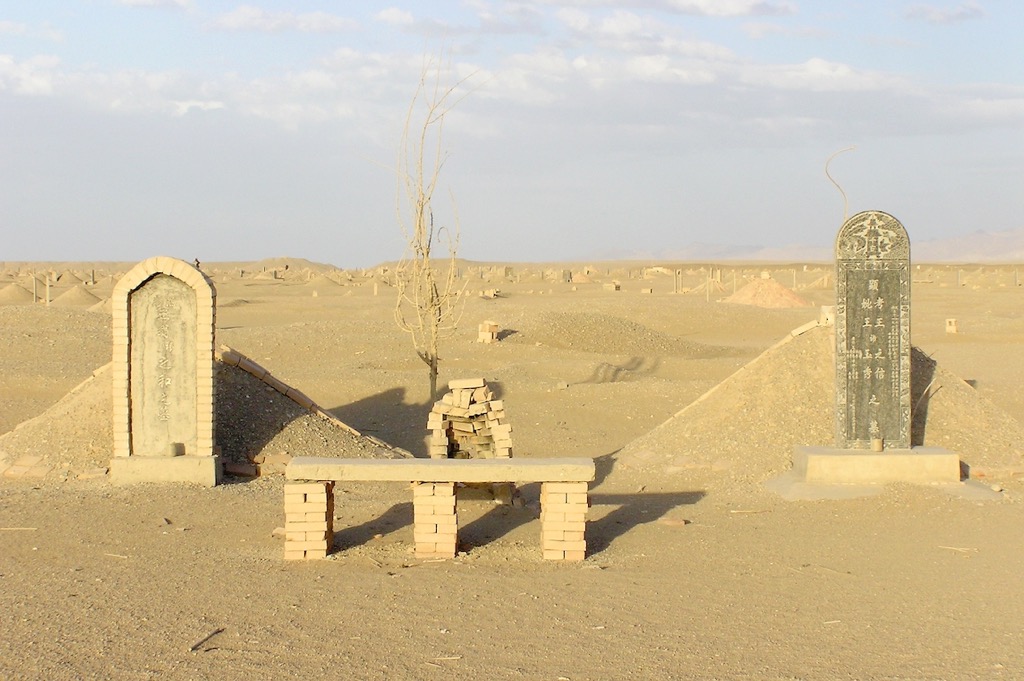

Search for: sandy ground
xmin=1 ymin=261 xmax=1023 ymax=680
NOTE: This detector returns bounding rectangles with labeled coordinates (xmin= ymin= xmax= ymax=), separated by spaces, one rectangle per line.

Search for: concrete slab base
xmin=792 ymin=446 xmax=962 ymax=485
xmin=110 ymin=455 xmax=221 ymax=487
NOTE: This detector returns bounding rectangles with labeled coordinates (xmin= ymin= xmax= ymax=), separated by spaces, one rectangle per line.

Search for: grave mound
xmin=505 ymin=311 xmax=739 ymax=358
xmin=723 ymin=278 xmax=811 ymax=308
xmin=0 ymin=356 xmax=406 ymax=482
xmin=614 ymin=324 xmax=1024 ymax=493
xmin=50 ymin=284 xmax=102 ymax=307
xmin=0 ymin=284 xmax=35 ymax=305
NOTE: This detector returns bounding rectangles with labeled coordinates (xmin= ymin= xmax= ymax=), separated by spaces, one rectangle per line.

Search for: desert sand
xmin=1 ymin=259 xmax=1023 ymax=680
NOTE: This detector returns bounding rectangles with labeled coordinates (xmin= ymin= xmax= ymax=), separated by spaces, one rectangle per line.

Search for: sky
xmin=1 ymin=1 xmax=1022 ymax=267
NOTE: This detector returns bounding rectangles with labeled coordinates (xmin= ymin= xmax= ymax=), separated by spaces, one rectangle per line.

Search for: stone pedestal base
xmin=109 ymin=455 xmax=221 ymax=487
xmin=793 ymin=446 xmax=961 ymax=485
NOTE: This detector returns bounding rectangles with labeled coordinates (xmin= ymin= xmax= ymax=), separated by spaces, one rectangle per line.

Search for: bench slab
xmin=286 ymin=456 xmax=595 ymax=483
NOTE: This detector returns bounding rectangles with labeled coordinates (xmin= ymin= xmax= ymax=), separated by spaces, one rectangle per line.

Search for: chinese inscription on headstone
xmin=130 ymin=274 xmax=198 ymax=456
xmin=835 ymin=210 xmax=911 ymax=449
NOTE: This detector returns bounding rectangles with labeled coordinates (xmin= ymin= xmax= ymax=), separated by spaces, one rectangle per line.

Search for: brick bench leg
xmin=284 ymin=481 xmax=334 ymax=560
xmin=540 ymin=481 xmax=588 ymax=561
xmin=413 ymin=482 xmax=458 ymax=559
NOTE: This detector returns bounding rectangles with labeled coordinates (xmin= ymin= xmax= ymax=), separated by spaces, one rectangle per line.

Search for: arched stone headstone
xmin=780 ymin=212 xmax=961 ymax=488
xmin=110 ymin=256 xmax=220 ymax=485
xmin=834 ymin=211 xmax=911 ymax=449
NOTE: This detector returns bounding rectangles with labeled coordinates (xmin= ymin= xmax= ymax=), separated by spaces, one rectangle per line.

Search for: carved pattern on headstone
xmin=835 ymin=211 xmax=911 ymax=449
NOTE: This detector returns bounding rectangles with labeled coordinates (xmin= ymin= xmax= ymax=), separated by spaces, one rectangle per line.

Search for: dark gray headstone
xmin=835 ymin=210 xmax=911 ymax=449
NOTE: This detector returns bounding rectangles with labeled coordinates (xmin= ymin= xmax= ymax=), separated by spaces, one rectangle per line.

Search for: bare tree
xmin=393 ymin=55 xmax=473 ymax=399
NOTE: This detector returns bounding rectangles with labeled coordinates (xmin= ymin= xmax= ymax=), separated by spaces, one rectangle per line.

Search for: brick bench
xmin=283 ymin=457 xmax=596 ymax=561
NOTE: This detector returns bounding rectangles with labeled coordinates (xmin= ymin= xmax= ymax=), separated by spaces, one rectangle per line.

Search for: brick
xmin=542 ymin=539 xmax=586 ymax=552
xmin=286 ymin=388 xmax=316 ymax=410
xmin=219 ymin=347 xmax=242 ymax=366
xmin=237 ymin=357 xmax=267 ymax=380
xmin=415 ymin=516 xmax=457 ymax=529
xmin=448 ymin=377 xmax=486 ymax=390
xmin=284 ymin=501 xmax=328 ymax=513
xmin=285 ymin=540 xmax=329 ymax=551
xmin=542 ymin=482 xmax=588 ymax=494
xmin=541 ymin=520 xmax=586 ymax=533
xmin=285 ymin=482 xmax=329 ymax=494
xmin=544 ymin=530 xmax=586 ymax=542
xmin=543 ymin=549 xmax=567 ymax=560
xmin=413 ymin=495 xmax=456 ymax=507
xmin=563 ymin=550 xmax=586 ymax=561
xmin=284 ymin=549 xmax=309 ymax=560
xmin=491 ymin=423 xmax=512 ymax=437
xmin=284 ymin=521 xmax=329 ymax=532
xmin=414 ymin=530 xmax=446 ymax=543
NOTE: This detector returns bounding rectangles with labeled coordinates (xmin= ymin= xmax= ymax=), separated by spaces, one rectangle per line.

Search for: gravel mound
xmin=0 ymin=284 xmax=35 ymax=305
xmin=505 ymin=311 xmax=738 ymax=358
xmin=615 ymin=325 xmax=1024 ymax=493
xmin=723 ymin=278 xmax=811 ymax=308
xmin=0 ymin=359 xmax=404 ymax=480
xmin=51 ymin=284 xmax=102 ymax=307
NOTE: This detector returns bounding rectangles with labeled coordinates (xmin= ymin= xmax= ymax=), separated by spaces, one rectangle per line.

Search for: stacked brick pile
xmin=427 ymin=378 xmax=512 ymax=459
xmin=477 ymin=321 xmax=499 ymax=343
xmin=540 ymin=481 xmax=588 ymax=561
xmin=413 ymin=482 xmax=458 ymax=559
xmin=283 ymin=482 xmax=334 ymax=560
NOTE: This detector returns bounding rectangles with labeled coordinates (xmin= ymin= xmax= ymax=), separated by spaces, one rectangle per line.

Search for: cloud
xmin=741 ymin=57 xmax=902 ymax=93
xmin=660 ymin=0 xmax=797 ymax=16
xmin=544 ymin=0 xmax=796 ymax=18
xmin=0 ymin=20 xmax=28 ymax=35
xmin=904 ymin=2 xmax=985 ymax=24
xmin=0 ymin=20 xmax=64 ymax=41
xmin=0 ymin=54 xmax=60 ymax=95
xmin=172 ymin=99 xmax=225 ymax=116
xmin=374 ymin=2 xmax=543 ymax=38
xmin=209 ymin=5 xmax=357 ymax=33
xmin=556 ymin=9 xmax=735 ymax=59
xmin=742 ymin=22 xmax=828 ymax=39
xmin=376 ymin=7 xmax=414 ymax=26
xmin=115 ymin=0 xmax=191 ymax=7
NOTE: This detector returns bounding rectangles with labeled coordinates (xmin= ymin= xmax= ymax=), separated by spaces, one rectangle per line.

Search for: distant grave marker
xmin=834 ymin=210 xmax=911 ymax=449
xmin=110 ymin=256 xmax=220 ymax=485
